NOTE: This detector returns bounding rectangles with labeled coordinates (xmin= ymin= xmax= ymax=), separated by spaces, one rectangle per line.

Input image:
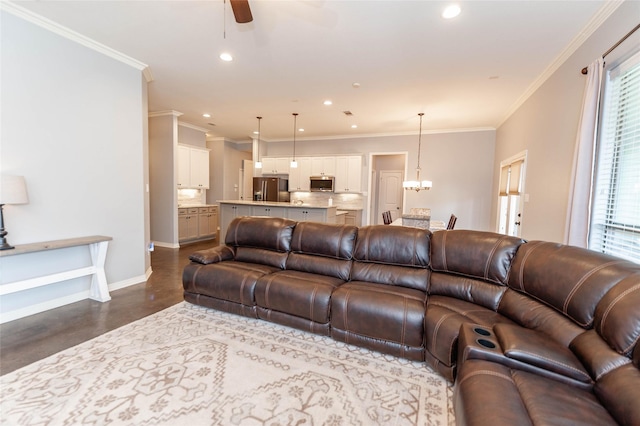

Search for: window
xmin=589 ymin=51 xmax=640 ymax=263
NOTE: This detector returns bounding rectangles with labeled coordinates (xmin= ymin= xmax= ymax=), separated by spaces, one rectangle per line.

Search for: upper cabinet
xmin=335 ymin=156 xmax=362 ymax=193
xmin=177 ymin=144 xmax=210 ymax=189
xmin=289 ymin=157 xmax=312 ymax=191
xmin=310 ymin=157 xmax=336 ymax=177
xmin=260 ymin=157 xmax=290 ymax=175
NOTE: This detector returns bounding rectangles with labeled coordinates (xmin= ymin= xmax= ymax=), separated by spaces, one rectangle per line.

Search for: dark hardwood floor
xmin=0 ymin=239 xmax=216 ymax=376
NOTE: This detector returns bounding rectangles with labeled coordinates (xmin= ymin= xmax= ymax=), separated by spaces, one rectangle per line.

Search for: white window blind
xmin=589 ymin=51 xmax=640 ymax=263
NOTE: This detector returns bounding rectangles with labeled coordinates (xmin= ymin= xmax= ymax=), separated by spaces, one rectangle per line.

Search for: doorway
xmin=496 ymin=151 xmax=527 ymax=237
xmin=369 ymin=153 xmax=406 ymax=225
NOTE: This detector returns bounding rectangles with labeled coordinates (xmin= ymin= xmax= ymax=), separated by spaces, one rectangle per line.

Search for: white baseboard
xmin=0 ymin=273 xmax=149 ymax=324
xmin=108 ymin=273 xmax=148 ymax=292
xmin=152 ymin=241 xmax=180 ymax=249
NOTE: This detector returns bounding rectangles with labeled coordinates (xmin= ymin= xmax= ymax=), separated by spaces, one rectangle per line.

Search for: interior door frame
xmin=367 ymin=152 xmax=408 ymax=225
xmin=495 ymin=150 xmax=528 ymax=237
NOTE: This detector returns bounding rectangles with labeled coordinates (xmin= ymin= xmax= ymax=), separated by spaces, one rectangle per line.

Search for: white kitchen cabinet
xmin=343 ymin=210 xmax=362 ymax=226
xmin=287 ymin=207 xmax=334 ymax=223
xmin=252 ymin=206 xmax=287 ymax=218
xmin=310 ymin=157 xmax=336 ymax=177
xmin=177 ymin=146 xmax=191 ymax=188
xmin=261 ymin=157 xmax=290 ymax=175
xmin=335 ymin=156 xmax=362 ymax=193
xmin=177 ymin=145 xmax=210 ymax=189
xmin=178 ymin=207 xmax=199 ymax=241
xmin=197 ymin=207 xmax=218 ymax=238
xmin=179 ymin=206 xmax=218 ymax=242
xmin=289 ymin=157 xmax=311 ymax=191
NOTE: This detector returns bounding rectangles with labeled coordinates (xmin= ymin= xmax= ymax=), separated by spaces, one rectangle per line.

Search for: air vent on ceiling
xmin=343 ymin=111 xmax=353 ymax=116
xmin=207 ymin=122 xmax=216 ymax=126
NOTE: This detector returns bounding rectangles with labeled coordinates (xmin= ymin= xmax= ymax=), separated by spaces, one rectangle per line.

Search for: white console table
xmin=0 ymin=236 xmax=112 ymax=302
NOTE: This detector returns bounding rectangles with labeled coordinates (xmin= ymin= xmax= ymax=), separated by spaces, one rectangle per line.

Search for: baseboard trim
xmin=152 ymin=241 xmax=180 ymax=249
xmin=0 ymin=273 xmax=149 ymax=324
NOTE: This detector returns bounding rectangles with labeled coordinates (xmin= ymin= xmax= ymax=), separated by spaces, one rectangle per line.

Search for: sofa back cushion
xmin=286 ymin=222 xmax=358 ymax=280
xmin=428 ymin=231 xmax=524 ymax=310
xmin=508 ymin=241 xmax=640 ymax=328
xmin=351 ymin=225 xmax=430 ymax=291
xmin=430 ymin=230 xmax=524 ymax=284
xmin=225 ymin=216 xmax=295 ymax=252
xmin=225 ymin=217 xmax=296 ymax=269
xmin=593 ymin=272 xmax=640 ymax=356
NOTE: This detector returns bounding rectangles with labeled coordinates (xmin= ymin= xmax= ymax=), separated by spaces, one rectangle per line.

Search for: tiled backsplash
xmin=290 ymin=192 xmax=364 ymax=210
xmin=178 ymin=189 xmax=206 ymax=206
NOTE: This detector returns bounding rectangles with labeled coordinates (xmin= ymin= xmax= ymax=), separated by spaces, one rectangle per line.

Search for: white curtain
xmin=564 ymin=58 xmax=604 ymax=247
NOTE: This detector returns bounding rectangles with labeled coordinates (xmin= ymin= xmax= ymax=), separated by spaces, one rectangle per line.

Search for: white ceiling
xmin=14 ymin=0 xmax=610 ymax=142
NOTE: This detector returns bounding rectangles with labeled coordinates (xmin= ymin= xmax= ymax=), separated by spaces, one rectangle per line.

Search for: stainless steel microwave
xmin=310 ymin=176 xmax=335 ymax=192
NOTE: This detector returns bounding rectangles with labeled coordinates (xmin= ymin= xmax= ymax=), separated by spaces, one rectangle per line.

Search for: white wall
xmin=264 ymin=130 xmax=496 ymax=230
xmin=0 ymin=10 xmax=149 ymax=320
xmin=493 ymin=1 xmax=640 ymax=243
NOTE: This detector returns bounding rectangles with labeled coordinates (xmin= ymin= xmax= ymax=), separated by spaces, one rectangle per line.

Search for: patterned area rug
xmin=1 ymin=302 xmax=454 ymax=425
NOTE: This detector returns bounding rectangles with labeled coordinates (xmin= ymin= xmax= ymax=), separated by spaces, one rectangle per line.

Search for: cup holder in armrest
xmin=473 ymin=327 xmax=491 ymax=336
xmin=477 ymin=339 xmax=497 ymax=349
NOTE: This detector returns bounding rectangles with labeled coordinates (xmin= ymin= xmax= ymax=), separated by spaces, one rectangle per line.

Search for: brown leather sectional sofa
xmin=182 ymin=216 xmax=640 ymax=425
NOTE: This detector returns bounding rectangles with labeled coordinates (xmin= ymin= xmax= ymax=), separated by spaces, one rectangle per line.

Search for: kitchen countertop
xmin=178 ymin=204 xmax=218 ymax=208
xmin=218 ymin=200 xmax=335 ymax=209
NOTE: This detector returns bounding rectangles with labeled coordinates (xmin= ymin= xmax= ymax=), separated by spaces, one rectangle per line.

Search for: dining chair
xmin=447 ymin=214 xmax=457 ymax=230
xmin=382 ymin=211 xmax=392 ymax=225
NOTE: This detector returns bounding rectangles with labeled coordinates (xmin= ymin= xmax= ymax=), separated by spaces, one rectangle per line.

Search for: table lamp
xmin=0 ymin=175 xmax=29 ymax=250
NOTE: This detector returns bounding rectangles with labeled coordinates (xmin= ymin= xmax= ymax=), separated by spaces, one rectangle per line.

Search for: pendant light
xmin=254 ymin=116 xmax=263 ymax=169
xmin=290 ymin=113 xmax=298 ymax=169
xmin=403 ymin=113 xmax=433 ymax=191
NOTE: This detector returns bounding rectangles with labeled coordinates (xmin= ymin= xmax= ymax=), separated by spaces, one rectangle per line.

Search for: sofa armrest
xmin=189 ymin=246 xmax=235 ymax=265
xmin=494 ymin=323 xmax=591 ymax=383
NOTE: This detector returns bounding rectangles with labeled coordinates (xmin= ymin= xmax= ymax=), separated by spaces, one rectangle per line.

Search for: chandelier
xmin=403 ymin=113 xmax=433 ymax=191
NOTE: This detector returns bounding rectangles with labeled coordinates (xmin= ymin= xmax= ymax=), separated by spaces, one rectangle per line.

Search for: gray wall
xmin=493 ymin=1 xmax=640 ymax=243
xmin=264 ymin=130 xmax=496 ymax=230
xmin=1 ymin=10 xmax=149 ymax=319
xmin=149 ymin=114 xmax=179 ymax=247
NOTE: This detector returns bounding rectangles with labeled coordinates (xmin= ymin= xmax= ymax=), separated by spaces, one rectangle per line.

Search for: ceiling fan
xmin=230 ymin=0 xmax=253 ymax=23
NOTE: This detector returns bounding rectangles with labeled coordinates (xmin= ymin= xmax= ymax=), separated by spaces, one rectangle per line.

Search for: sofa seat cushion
xmin=425 ymin=296 xmax=515 ymax=369
xmin=330 ymin=281 xmax=427 ymax=361
xmin=255 ymin=270 xmax=346 ymax=324
xmin=182 ymin=260 xmax=280 ymax=306
xmin=454 ymin=359 xmax=618 ymax=426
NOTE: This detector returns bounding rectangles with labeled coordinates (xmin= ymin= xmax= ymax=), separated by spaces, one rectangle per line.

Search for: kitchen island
xmin=218 ymin=200 xmax=337 ymax=244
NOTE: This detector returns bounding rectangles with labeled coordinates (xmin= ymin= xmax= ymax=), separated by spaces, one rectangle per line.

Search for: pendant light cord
xmin=292 ymin=113 xmax=298 ymax=160
xmin=416 ymin=113 xmax=424 ymax=172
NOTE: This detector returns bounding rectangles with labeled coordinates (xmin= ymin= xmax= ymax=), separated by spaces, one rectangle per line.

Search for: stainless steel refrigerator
xmin=253 ymin=177 xmax=290 ymax=202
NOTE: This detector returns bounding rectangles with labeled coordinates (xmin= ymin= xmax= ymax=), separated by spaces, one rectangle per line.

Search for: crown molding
xmin=497 ymin=0 xmax=624 ymax=127
xmin=178 ymin=121 xmax=209 ymax=133
xmin=261 ymin=126 xmax=496 ymax=143
xmin=1 ymin=1 xmax=153 ymax=82
xmin=148 ymin=110 xmax=183 ymax=118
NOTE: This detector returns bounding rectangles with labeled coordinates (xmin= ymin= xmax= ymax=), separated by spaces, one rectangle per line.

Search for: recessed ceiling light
xmin=323 ymin=100 xmax=333 ymax=106
xmin=351 ymin=124 xmax=358 ymax=129
xmin=203 ymin=113 xmax=211 ymax=118
xmin=253 ymin=131 xmax=259 ymax=134
xmin=352 ymin=82 xmax=360 ymax=88
xmin=442 ymin=4 xmax=461 ymax=19
xmin=298 ymin=128 xmax=304 ymax=132
xmin=219 ymin=52 xmax=233 ymax=62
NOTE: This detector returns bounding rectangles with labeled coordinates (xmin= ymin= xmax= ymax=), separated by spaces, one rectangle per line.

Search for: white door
xmin=496 ymin=152 xmax=527 ymax=237
xmin=378 ymin=171 xmax=404 ymax=224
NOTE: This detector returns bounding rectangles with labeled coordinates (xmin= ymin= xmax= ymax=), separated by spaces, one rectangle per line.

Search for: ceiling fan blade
xmin=230 ymin=0 xmax=253 ymax=23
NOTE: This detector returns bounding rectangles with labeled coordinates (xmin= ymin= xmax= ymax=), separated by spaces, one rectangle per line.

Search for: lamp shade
xmin=0 ymin=175 xmax=29 ymax=205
